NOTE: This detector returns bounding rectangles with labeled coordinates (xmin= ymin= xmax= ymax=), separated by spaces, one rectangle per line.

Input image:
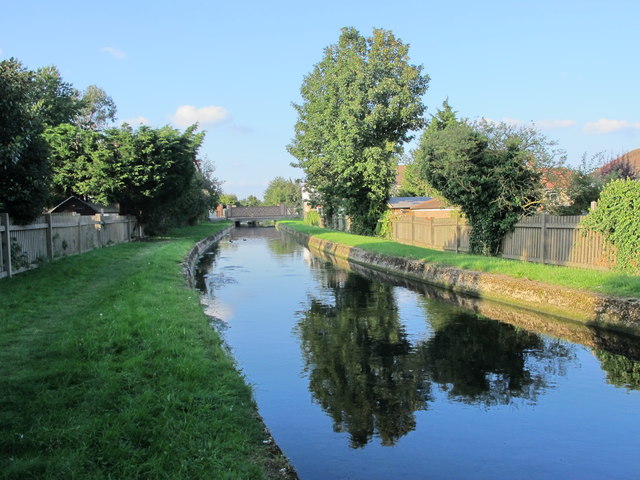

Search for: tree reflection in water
xmin=296 ymin=261 xmax=576 ymax=448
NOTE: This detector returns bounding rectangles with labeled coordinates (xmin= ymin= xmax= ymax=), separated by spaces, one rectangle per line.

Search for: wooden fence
xmin=0 ymin=212 xmax=138 ymax=279
xmin=390 ymin=214 xmax=613 ymax=271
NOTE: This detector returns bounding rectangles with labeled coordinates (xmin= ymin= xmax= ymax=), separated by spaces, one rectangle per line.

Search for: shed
xmin=48 ymin=196 xmax=119 ymax=215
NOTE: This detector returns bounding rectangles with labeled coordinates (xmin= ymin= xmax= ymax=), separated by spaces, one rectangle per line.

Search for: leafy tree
xmin=93 ymin=124 xmax=204 ymax=232
xmin=75 ymin=85 xmax=117 ymax=131
xmin=263 ymin=176 xmax=301 ymax=206
xmin=242 ymin=195 xmax=262 ymax=207
xmin=582 ymin=179 xmax=640 ymax=274
xmin=43 ymin=123 xmax=105 ymax=203
xmin=0 ymin=58 xmax=51 ymax=222
xmin=288 ymin=27 xmax=429 ymax=235
xmin=219 ymin=193 xmax=239 ymax=206
xmin=415 ymin=104 xmax=544 ymax=255
xmin=32 ymin=65 xmax=81 ymax=127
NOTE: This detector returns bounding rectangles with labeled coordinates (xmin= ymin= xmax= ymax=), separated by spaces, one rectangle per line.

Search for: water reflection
xmin=296 ymin=269 xmax=430 ymax=447
xmin=296 ymin=259 xmax=577 ymax=447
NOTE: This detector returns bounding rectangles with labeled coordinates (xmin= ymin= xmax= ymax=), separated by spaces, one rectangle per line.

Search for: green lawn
xmin=279 ymin=220 xmax=640 ymax=298
xmin=0 ymin=222 xmax=288 ymax=480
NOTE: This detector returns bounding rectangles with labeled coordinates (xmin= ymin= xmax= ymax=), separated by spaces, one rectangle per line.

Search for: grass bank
xmin=0 ymin=222 xmax=291 ymax=480
xmin=279 ymin=220 xmax=640 ymax=299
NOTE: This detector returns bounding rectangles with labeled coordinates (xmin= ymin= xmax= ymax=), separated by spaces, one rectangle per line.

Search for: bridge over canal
xmin=223 ymin=205 xmax=300 ymax=224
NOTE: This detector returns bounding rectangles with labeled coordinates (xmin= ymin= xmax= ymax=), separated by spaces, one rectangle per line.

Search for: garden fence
xmin=0 ymin=212 xmax=139 ymax=279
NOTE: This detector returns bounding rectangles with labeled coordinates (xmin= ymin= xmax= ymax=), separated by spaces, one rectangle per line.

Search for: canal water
xmin=195 ymin=227 xmax=640 ymax=480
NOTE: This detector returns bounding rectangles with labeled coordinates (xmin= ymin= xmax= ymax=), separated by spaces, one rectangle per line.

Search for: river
xmin=195 ymin=226 xmax=640 ymax=480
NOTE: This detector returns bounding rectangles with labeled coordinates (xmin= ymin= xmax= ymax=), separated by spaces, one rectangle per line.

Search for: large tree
xmin=263 ymin=176 xmax=301 ymax=206
xmin=75 ymin=85 xmax=117 ymax=131
xmin=0 ymin=59 xmax=51 ymax=222
xmin=288 ymin=27 xmax=429 ymax=234
xmin=415 ymin=103 xmax=543 ymax=255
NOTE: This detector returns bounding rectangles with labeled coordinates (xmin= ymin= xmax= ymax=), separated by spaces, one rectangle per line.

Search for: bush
xmin=582 ymin=179 xmax=640 ymax=274
xmin=304 ymin=210 xmax=320 ymax=227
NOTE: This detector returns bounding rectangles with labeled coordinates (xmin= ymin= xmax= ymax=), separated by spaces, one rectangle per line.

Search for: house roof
xmin=599 ymin=148 xmax=640 ymax=175
xmin=540 ymin=167 xmax=573 ymax=190
xmin=410 ymin=198 xmax=453 ymax=210
xmin=388 ymin=196 xmax=431 ymax=209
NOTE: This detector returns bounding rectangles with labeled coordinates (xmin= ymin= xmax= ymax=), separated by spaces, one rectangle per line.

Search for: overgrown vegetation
xmin=0 ymin=222 xmax=289 ymax=479
xmin=279 ymin=220 xmax=640 ymax=298
xmin=582 ymin=179 xmax=640 ymax=274
xmin=413 ymin=102 xmax=561 ymax=255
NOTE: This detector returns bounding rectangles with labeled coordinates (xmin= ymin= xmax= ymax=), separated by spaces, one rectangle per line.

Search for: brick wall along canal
xmin=195 ymin=226 xmax=640 ymax=480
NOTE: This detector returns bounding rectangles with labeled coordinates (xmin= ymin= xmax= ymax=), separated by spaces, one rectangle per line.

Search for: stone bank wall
xmin=278 ymin=224 xmax=640 ymax=336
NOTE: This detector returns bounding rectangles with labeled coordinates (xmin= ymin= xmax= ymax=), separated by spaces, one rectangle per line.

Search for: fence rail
xmin=1 ymin=212 xmax=138 ymax=279
xmin=390 ymin=214 xmax=613 ymax=271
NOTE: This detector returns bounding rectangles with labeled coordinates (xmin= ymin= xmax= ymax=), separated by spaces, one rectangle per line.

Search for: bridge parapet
xmin=226 ymin=204 xmax=299 ymax=220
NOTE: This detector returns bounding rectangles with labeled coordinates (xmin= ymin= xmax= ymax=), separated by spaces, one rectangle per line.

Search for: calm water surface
xmin=196 ymin=227 xmax=640 ymax=480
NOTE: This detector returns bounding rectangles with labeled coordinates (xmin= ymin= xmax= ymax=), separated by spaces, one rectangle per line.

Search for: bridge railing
xmin=226 ymin=204 xmax=299 ymax=219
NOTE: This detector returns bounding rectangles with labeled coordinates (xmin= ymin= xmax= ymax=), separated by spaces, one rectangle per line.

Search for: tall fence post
xmin=455 ymin=216 xmax=460 ymax=254
xmin=77 ymin=215 xmax=83 ymax=255
xmin=541 ymin=213 xmax=548 ymax=264
xmin=45 ymin=213 xmax=54 ymax=261
xmin=1 ymin=213 xmax=12 ymax=278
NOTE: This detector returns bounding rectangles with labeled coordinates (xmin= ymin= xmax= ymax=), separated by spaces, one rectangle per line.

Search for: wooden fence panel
xmin=0 ymin=212 xmax=138 ymax=278
xmin=391 ymin=213 xmax=614 ymax=271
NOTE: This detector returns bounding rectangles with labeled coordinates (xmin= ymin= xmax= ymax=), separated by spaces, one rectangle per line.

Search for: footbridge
xmin=224 ymin=205 xmax=300 ymax=224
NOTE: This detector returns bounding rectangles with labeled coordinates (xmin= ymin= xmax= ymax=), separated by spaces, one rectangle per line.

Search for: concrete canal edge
xmin=278 ymin=224 xmax=640 ymax=336
xmin=183 ymin=224 xmax=300 ymax=480
xmin=182 ymin=225 xmax=233 ymax=288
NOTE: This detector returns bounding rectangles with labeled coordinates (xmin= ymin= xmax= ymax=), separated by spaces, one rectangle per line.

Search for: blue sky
xmin=2 ymin=0 xmax=639 ymax=199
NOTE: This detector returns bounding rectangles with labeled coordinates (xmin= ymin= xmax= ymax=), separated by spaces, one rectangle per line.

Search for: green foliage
xmin=288 ymin=27 xmax=429 ymax=235
xmin=414 ymin=103 xmax=543 ymax=255
xmin=304 ymin=210 xmax=321 ymax=227
xmin=375 ymin=209 xmax=397 ymax=239
xmin=582 ymin=179 xmax=640 ymax=274
xmin=219 ymin=193 xmax=239 ymax=206
xmin=74 ymin=85 xmax=117 ymax=131
xmin=242 ymin=195 xmax=262 ymax=207
xmin=43 ymin=123 xmax=104 ymax=204
xmin=263 ymin=176 xmax=301 ymax=206
xmin=31 ymin=65 xmax=81 ymax=127
xmin=0 ymin=58 xmax=51 ymax=223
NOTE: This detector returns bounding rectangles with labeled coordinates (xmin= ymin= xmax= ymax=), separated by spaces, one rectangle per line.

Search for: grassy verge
xmin=279 ymin=220 xmax=640 ymax=299
xmin=0 ymin=222 xmax=288 ymax=480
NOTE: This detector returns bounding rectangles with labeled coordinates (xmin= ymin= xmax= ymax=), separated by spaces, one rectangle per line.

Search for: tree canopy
xmin=414 ymin=102 xmax=544 ymax=255
xmin=263 ymin=177 xmax=301 ymax=206
xmin=288 ymin=27 xmax=429 ymax=234
xmin=0 ymin=58 xmax=52 ymax=222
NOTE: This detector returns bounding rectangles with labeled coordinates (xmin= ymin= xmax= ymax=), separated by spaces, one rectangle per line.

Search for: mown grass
xmin=0 ymin=222 xmax=286 ymax=480
xmin=279 ymin=220 xmax=640 ymax=298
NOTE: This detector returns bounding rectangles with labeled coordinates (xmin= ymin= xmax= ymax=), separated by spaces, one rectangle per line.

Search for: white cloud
xmin=535 ymin=119 xmax=576 ymax=129
xmin=101 ymin=46 xmax=127 ymax=59
xmin=583 ymin=118 xmax=640 ymax=135
xmin=171 ymin=105 xmax=231 ymax=128
xmin=121 ymin=116 xmax=150 ymax=126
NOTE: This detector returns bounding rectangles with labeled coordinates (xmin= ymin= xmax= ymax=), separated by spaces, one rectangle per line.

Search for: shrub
xmin=304 ymin=210 xmax=320 ymax=227
xmin=582 ymin=179 xmax=640 ymax=274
